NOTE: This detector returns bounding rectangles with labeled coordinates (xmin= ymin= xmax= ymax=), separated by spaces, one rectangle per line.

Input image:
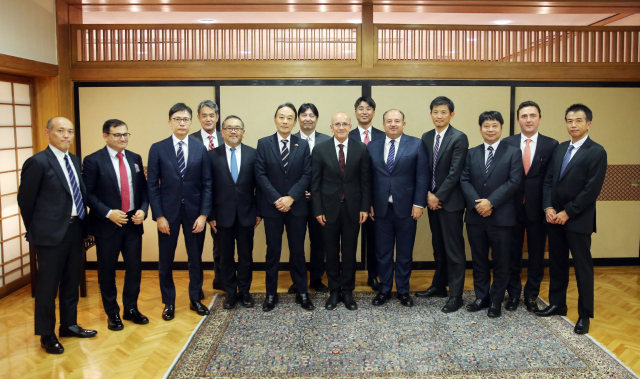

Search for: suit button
xmin=484 ymin=184 xmax=487 ymax=186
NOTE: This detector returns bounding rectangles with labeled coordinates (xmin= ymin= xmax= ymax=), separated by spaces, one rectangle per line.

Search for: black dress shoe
xmin=287 ymin=283 xmax=297 ymax=294
xmin=108 ymin=313 xmax=124 ymax=331
xmin=309 ymin=281 xmax=329 ymax=293
xmin=239 ymin=292 xmax=255 ymax=308
xmin=466 ymin=299 xmax=490 ymax=312
xmin=223 ymin=294 xmax=237 ymax=309
xmin=367 ymin=277 xmax=380 ymax=291
xmin=397 ymin=292 xmax=414 ymax=307
xmin=200 ymin=289 xmax=205 ymax=300
xmin=296 ymin=292 xmax=316 ymax=311
xmin=487 ymin=303 xmax=502 ymax=318
xmin=123 ymin=308 xmax=149 ymax=324
xmin=59 ymin=325 xmax=98 ymax=338
xmin=372 ymin=291 xmax=391 ymax=306
xmin=212 ymin=280 xmax=224 ymax=290
xmin=535 ymin=304 xmax=568 ymax=317
xmin=523 ymin=298 xmax=539 ymax=312
xmin=262 ymin=293 xmax=279 ymax=312
xmin=40 ymin=335 xmax=64 ymax=354
xmin=415 ymin=287 xmax=448 ymax=298
xmin=574 ymin=317 xmax=590 ymax=334
xmin=342 ymin=292 xmax=358 ymax=311
xmin=505 ymin=297 xmax=519 ymax=311
xmin=442 ymin=296 xmax=464 ymax=313
xmin=162 ymin=304 xmax=175 ymax=321
xmin=325 ymin=291 xmax=340 ymax=310
xmin=190 ymin=300 xmax=210 ymax=316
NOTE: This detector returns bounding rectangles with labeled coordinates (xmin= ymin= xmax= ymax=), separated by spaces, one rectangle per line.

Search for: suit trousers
xmin=95 ymin=213 xmax=142 ymax=316
xmin=307 ymin=200 xmax=325 ymax=283
xmin=218 ymin=213 xmax=254 ymax=295
xmin=34 ymin=220 xmax=83 ymax=336
xmin=158 ymin=204 xmax=205 ymax=304
xmin=361 ymin=217 xmax=378 ymax=279
xmin=467 ymin=223 xmax=512 ymax=304
xmin=547 ymin=224 xmax=594 ymax=318
xmin=507 ymin=217 xmax=546 ymax=300
xmin=208 ymin=225 xmax=222 ymax=285
xmin=263 ymin=213 xmax=308 ymax=294
xmin=375 ymin=204 xmax=417 ymax=293
xmin=427 ymin=208 xmax=466 ymax=296
xmin=322 ymin=202 xmax=360 ymax=293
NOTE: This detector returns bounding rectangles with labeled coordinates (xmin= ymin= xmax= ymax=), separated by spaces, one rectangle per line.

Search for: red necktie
xmin=523 ymin=139 xmax=532 ymax=175
xmin=363 ymin=130 xmax=370 ymax=145
xmin=339 ymin=144 xmax=346 ymax=201
xmin=117 ymin=152 xmax=131 ymax=212
xmin=208 ymin=135 xmax=215 ymax=151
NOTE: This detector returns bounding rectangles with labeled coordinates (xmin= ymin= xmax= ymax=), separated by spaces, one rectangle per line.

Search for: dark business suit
xmin=209 ymin=144 xmax=259 ymax=295
xmin=460 ymin=141 xmax=523 ymax=303
xmin=255 ymin=133 xmax=312 ymax=294
xmin=543 ymin=136 xmax=607 ymax=318
xmin=349 ymin=126 xmax=384 ymax=279
xmin=18 ymin=146 xmax=88 ymax=336
xmin=311 ymin=138 xmax=371 ymax=293
xmin=294 ymin=131 xmax=331 ymax=284
xmin=421 ymin=126 xmax=469 ymax=296
xmin=83 ymin=147 xmax=149 ymax=316
xmin=368 ymin=135 xmax=428 ymax=293
xmin=502 ymin=133 xmax=558 ymax=300
xmin=147 ymin=136 xmax=212 ymax=304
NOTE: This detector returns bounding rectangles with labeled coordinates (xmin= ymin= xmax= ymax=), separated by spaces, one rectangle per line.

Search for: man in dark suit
xmin=536 ymin=104 xmax=607 ymax=335
xmin=368 ymin=109 xmax=428 ymax=307
xmin=18 ymin=117 xmax=97 ymax=354
xmin=147 ymin=103 xmax=213 ymax=320
xmin=460 ymin=111 xmax=523 ymax=318
xmin=189 ymin=99 xmax=224 ymax=292
xmin=288 ymin=103 xmax=331 ymax=294
xmin=416 ymin=96 xmax=469 ymax=313
xmin=83 ymin=119 xmax=150 ymax=331
xmin=502 ymin=101 xmax=558 ymax=312
xmin=349 ymin=96 xmax=384 ymax=291
xmin=208 ymin=115 xmax=262 ymax=310
xmin=255 ymin=102 xmax=314 ymax=312
xmin=312 ymin=112 xmax=370 ymax=310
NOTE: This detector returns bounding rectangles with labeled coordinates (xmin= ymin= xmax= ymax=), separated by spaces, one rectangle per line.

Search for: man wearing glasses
xmin=147 ymin=103 xmax=213 ymax=320
xmin=83 ymin=119 xmax=149 ymax=331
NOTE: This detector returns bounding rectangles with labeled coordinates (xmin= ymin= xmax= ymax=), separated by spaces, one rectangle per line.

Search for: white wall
xmin=0 ymin=0 xmax=57 ymax=65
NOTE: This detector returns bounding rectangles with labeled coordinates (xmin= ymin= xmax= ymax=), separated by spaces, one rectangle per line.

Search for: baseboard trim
xmin=0 ymin=274 xmax=31 ymax=300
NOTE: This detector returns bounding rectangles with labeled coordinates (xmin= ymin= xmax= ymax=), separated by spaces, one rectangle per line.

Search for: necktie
xmin=208 ymin=135 xmax=215 ymax=151
xmin=116 ymin=152 xmax=131 ymax=212
xmin=523 ymin=139 xmax=532 ymax=175
xmin=363 ymin=130 xmax=370 ymax=145
xmin=177 ymin=141 xmax=185 ymax=177
xmin=64 ymin=155 xmax=85 ymax=220
xmin=387 ymin=140 xmax=396 ymax=172
xmin=432 ymin=134 xmax=441 ymax=191
xmin=281 ymin=139 xmax=289 ymax=173
xmin=230 ymin=147 xmax=238 ymax=183
xmin=485 ymin=146 xmax=494 ymax=173
xmin=338 ymin=144 xmax=346 ymax=201
xmin=559 ymin=144 xmax=575 ymax=178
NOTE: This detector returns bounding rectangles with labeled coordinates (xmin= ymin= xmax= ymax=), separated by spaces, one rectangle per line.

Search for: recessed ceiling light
xmin=466 ymin=38 xmax=477 ymax=42
xmin=493 ymin=20 xmax=512 ymax=25
xmin=240 ymin=51 xmax=252 ymax=54
xmin=199 ymin=19 xmax=217 ymax=24
xmin=348 ymin=19 xmax=362 ymax=23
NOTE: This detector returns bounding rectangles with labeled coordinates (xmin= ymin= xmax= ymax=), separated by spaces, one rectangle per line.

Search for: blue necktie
xmin=64 ymin=155 xmax=85 ymax=220
xmin=230 ymin=147 xmax=238 ymax=183
xmin=387 ymin=140 xmax=396 ymax=172
xmin=485 ymin=146 xmax=494 ymax=173
xmin=560 ymin=145 xmax=575 ymax=178
xmin=432 ymin=134 xmax=440 ymax=191
xmin=177 ymin=141 xmax=185 ymax=177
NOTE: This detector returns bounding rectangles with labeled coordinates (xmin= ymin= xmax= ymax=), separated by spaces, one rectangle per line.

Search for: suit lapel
xmin=559 ymin=137 xmax=592 ymax=180
xmin=102 ymin=147 xmax=121 ymax=195
xmin=392 ymin=137 xmax=408 ymax=172
xmin=269 ymin=134 xmax=286 ymax=174
xmin=287 ymin=135 xmax=300 ymax=175
xmin=125 ymin=149 xmax=138 ymax=193
xmin=328 ymin=138 xmax=342 ymax=175
xmin=485 ymin=142 xmax=507 ymax=179
xmin=185 ymin=140 xmax=197 ymax=175
xmin=476 ymin=146 xmax=488 ymax=180
xmin=435 ymin=128 xmax=453 ymax=167
xmin=220 ymin=147 xmax=235 ymax=183
xmin=164 ymin=137 xmax=183 ymax=177
xmin=45 ymin=147 xmax=72 ymax=196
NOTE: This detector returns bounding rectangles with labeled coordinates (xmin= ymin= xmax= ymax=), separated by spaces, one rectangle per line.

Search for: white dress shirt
xmin=520 ymin=132 xmax=539 ymax=167
xmin=225 ymin=143 xmax=241 ymax=176
xmin=172 ymin=134 xmax=189 ymax=169
xmin=105 ymin=146 xmax=134 ymax=217
xmin=200 ymin=128 xmax=219 ymax=150
xmin=277 ymin=132 xmax=290 ymax=152
xmin=567 ymin=134 xmax=589 ymax=161
xmin=358 ymin=125 xmax=373 ymax=143
xmin=299 ymin=130 xmax=316 ymax=153
xmin=434 ymin=126 xmax=449 ymax=150
xmin=484 ymin=139 xmax=501 ymax=165
xmin=49 ymin=144 xmax=80 ymax=217
xmin=334 ymin=136 xmax=348 ymax=163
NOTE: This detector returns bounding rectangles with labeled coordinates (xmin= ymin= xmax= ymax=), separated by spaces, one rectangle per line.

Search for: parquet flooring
xmin=0 ymin=267 xmax=639 ymax=378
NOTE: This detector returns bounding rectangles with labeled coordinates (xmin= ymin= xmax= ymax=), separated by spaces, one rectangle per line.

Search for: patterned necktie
xmin=523 ymin=139 xmax=532 ymax=175
xmin=177 ymin=141 xmax=186 ymax=177
xmin=281 ymin=139 xmax=289 ymax=173
xmin=560 ymin=144 xmax=575 ymax=178
xmin=485 ymin=146 xmax=494 ymax=174
xmin=64 ymin=155 xmax=85 ymax=220
xmin=363 ymin=130 xmax=370 ymax=145
xmin=230 ymin=147 xmax=239 ymax=183
xmin=387 ymin=140 xmax=396 ymax=172
xmin=432 ymin=134 xmax=441 ymax=191
xmin=208 ymin=135 xmax=215 ymax=151
xmin=338 ymin=144 xmax=346 ymax=201
xmin=116 ymin=152 xmax=130 ymax=212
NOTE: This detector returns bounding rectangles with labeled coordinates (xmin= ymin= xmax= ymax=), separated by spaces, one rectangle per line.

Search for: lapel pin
xmin=134 ymin=163 xmax=140 ymax=172
xmin=295 ymin=144 xmax=298 ymax=147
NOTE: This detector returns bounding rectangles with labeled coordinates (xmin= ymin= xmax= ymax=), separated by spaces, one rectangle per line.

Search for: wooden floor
xmin=1 ymin=267 xmax=639 ymax=378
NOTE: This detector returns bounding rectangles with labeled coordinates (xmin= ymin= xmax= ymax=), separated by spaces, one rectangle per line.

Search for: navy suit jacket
xmin=349 ymin=126 xmax=385 ymax=144
xmin=83 ymin=147 xmax=149 ymax=238
xmin=460 ymin=141 xmax=523 ymax=226
xmin=254 ymin=133 xmax=312 ymax=218
xmin=147 ymin=135 xmax=212 ymax=224
xmin=368 ymin=135 xmax=429 ymax=218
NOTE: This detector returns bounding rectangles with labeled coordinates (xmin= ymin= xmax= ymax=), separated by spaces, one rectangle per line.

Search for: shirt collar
xmin=484 ymin=139 xmax=501 ymax=151
xmin=106 ymin=145 xmax=125 ymax=158
xmin=334 ymin=137 xmax=349 ymax=148
xmin=385 ymin=134 xmax=402 ymax=145
xmin=172 ymin=134 xmax=188 ymax=146
xmin=277 ymin=132 xmax=290 ymax=144
xmin=300 ymin=130 xmax=315 ymax=141
xmin=435 ymin=126 xmax=449 ymax=138
xmin=521 ymin=132 xmax=539 ymax=144
xmin=570 ymin=134 xmax=589 ymax=148
xmin=201 ymin=128 xmax=216 ymax=140
xmin=225 ymin=143 xmax=241 ymax=152
xmin=358 ymin=125 xmax=371 ymax=135
xmin=49 ymin=144 xmax=68 ymax=159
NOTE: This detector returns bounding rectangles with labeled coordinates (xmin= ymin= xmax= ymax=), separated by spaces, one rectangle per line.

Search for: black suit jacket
xmin=421 ymin=125 xmax=469 ymax=212
xmin=543 ymin=137 xmax=607 ymax=234
xmin=255 ymin=133 xmax=312 ymax=218
xmin=503 ymin=133 xmax=559 ymax=222
xmin=209 ymin=143 xmax=259 ymax=228
xmin=190 ymin=129 xmax=223 ymax=148
xmin=82 ymin=147 xmax=149 ymax=238
xmin=311 ymin=138 xmax=371 ymax=224
xmin=460 ymin=141 xmax=523 ymax=227
xmin=18 ymin=147 xmax=88 ymax=246
xmin=349 ymin=126 xmax=384 ymax=144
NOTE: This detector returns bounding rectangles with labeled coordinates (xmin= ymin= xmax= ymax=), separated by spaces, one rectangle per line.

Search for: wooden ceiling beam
xmin=590 ymin=13 xmax=634 ymax=25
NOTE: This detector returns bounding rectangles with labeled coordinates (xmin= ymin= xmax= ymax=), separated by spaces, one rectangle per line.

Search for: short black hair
xmin=478 ymin=111 xmax=504 ymax=126
xmin=382 ymin=109 xmax=405 ymax=122
xmin=169 ymin=103 xmax=192 ymax=119
xmin=197 ymin=100 xmax=219 ymax=116
xmin=298 ymin=103 xmax=319 ymax=118
xmin=354 ymin=96 xmax=376 ymax=111
xmin=565 ymin=103 xmax=593 ymax=122
xmin=222 ymin=115 xmax=245 ymax=129
xmin=430 ymin=96 xmax=455 ymax=113
xmin=102 ymin=119 xmax=127 ymax=134
xmin=274 ymin=102 xmax=298 ymax=121
xmin=517 ymin=101 xmax=541 ymax=118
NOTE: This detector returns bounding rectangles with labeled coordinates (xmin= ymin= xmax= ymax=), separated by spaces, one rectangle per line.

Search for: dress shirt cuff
xmin=106 ymin=210 xmax=112 ymax=218
xmin=544 ymin=207 xmax=554 ymax=211
xmin=413 ymin=205 xmax=424 ymax=209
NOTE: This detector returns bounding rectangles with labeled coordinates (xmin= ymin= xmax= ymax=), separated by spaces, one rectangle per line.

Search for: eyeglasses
xmin=222 ymin=127 xmax=244 ymax=133
xmin=109 ymin=133 xmax=131 ymax=139
xmin=332 ymin=123 xmax=351 ymax=128
xmin=171 ymin=117 xmax=191 ymax=123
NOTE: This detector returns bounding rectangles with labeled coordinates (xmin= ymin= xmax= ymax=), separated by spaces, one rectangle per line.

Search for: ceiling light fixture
xmin=493 ymin=20 xmax=512 ymax=25
xmin=199 ymin=19 xmax=217 ymax=24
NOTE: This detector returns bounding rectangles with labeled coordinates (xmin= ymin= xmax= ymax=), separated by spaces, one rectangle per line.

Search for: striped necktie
xmin=64 ymin=155 xmax=85 ymax=220
xmin=432 ymin=134 xmax=440 ymax=191
xmin=281 ymin=139 xmax=289 ymax=173
xmin=177 ymin=141 xmax=185 ymax=177
xmin=559 ymin=145 xmax=575 ymax=178
xmin=485 ymin=146 xmax=494 ymax=173
xmin=387 ymin=140 xmax=396 ymax=172
xmin=208 ymin=135 xmax=215 ymax=151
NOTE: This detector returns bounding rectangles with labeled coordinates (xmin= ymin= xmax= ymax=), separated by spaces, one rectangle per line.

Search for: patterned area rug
xmin=165 ymin=291 xmax=637 ymax=378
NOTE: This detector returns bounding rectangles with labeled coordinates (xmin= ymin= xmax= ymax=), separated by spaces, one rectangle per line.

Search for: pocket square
xmin=134 ymin=163 xmax=141 ymax=172
xmin=295 ymin=144 xmax=299 ymax=146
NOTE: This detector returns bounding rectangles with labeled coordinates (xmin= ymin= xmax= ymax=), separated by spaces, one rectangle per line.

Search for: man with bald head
xmin=311 ymin=112 xmax=371 ymax=310
xmin=18 ymin=117 xmax=97 ymax=354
